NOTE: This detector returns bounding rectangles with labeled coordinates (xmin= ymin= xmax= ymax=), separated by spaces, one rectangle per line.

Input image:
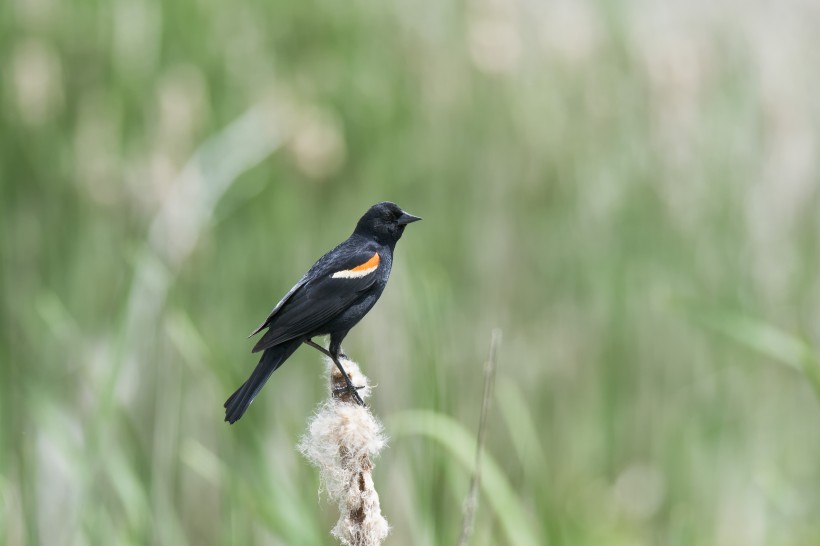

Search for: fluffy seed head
xmin=299 ymin=358 xmax=389 ymax=546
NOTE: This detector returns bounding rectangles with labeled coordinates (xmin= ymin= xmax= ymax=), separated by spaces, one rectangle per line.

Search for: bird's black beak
xmin=397 ymin=211 xmax=422 ymax=225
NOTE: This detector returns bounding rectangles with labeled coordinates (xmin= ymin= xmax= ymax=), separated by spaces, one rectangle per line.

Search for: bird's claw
xmin=332 ymin=384 xmax=366 ymax=407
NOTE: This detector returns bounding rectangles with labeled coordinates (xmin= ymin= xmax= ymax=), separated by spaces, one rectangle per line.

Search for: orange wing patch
xmin=350 ymin=253 xmax=380 ymax=271
xmin=332 ymin=252 xmax=380 ymax=279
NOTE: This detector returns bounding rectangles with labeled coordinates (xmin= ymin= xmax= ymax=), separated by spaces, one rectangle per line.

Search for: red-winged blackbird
xmin=224 ymin=201 xmax=421 ymax=423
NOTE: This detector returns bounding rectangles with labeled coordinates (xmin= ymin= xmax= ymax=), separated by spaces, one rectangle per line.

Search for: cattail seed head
xmin=299 ymin=358 xmax=389 ymax=546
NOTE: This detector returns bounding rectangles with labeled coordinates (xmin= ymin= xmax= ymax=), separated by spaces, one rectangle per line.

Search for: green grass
xmin=3 ymin=0 xmax=820 ymax=544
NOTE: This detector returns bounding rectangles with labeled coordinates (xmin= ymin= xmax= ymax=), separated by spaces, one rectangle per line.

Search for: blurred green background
xmin=3 ymin=0 xmax=820 ymax=544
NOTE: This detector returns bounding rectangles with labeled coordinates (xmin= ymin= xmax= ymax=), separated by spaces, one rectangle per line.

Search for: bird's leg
xmin=303 ymin=339 xmax=366 ymax=407
xmin=326 ymin=336 xmax=367 ymax=407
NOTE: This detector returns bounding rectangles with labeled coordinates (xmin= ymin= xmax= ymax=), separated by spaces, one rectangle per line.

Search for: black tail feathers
xmin=224 ymin=339 xmax=302 ymax=424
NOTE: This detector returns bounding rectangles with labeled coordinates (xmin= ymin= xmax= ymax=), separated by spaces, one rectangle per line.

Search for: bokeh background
xmin=3 ymin=0 xmax=820 ymax=544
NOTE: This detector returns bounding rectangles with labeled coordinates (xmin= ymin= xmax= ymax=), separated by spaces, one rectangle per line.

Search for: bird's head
xmin=354 ymin=201 xmax=421 ymax=245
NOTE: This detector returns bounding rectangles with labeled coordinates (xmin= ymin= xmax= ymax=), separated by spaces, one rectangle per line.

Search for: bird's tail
xmin=224 ymin=338 xmax=302 ymax=424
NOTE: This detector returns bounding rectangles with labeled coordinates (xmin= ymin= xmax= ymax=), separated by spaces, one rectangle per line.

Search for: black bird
xmin=224 ymin=201 xmax=421 ymax=423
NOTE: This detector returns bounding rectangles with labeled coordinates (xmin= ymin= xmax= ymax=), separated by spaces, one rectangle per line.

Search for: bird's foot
xmin=332 ymin=384 xmax=366 ymax=407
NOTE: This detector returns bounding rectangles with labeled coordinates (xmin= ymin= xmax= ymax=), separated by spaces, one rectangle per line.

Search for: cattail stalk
xmin=458 ymin=328 xmax=501 ymax=546
xmin=299 ymin=358 xmax=389 ymax=546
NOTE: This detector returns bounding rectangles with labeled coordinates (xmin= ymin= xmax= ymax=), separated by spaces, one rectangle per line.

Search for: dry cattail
xmin=299 ymin=358 xmax=389 ymax=546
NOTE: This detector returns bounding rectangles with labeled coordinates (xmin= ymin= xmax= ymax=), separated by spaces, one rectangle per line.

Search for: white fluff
xmin=299 ymin=358 xmax=389 ymax=546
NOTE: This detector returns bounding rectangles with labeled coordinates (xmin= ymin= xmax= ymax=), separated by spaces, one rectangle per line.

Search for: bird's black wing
xmin=251 ymin=247 xmax=382 ymax=353
xmin=248 ymin=276 xmax=309 ymax=337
